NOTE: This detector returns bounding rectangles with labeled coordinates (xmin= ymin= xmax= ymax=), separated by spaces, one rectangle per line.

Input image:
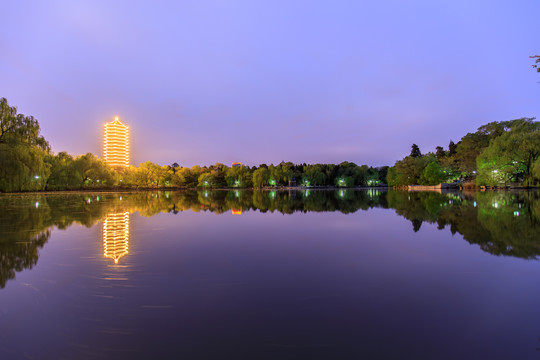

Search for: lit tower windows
xmin=104 ymin=116 xmax=130 ymax=167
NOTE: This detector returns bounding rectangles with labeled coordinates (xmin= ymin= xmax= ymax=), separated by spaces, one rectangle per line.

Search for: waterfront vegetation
xmin=387 ymin=118 xmax=540 ymax=187
xmin=2 ymin=96 xmax=540 ymax=192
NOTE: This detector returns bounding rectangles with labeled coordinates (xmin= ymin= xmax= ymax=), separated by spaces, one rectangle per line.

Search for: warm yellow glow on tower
xmin=104 ymin=116 xmax=130 ymax=167
xmin=103 ymin=212 xmax=130 ymax=263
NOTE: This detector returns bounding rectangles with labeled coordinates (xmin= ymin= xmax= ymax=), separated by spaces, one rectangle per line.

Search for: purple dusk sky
xmin=1 ymin=1 xmax=539 ymax=167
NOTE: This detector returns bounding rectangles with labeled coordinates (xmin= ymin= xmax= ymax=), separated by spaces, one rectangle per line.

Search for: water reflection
xmin=1 ymin=189 xmax=540 ymax=288
xmin=103 ymin=212 xmax=130 ymax=264
xmin=387 ymin=191 xmax=540 ymax=259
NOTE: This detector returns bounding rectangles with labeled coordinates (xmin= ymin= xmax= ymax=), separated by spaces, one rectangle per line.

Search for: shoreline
xmin=0 ymin=185 xmax=391 ymax=195
xmin=2 ymin=185 xmax=540 ymax=196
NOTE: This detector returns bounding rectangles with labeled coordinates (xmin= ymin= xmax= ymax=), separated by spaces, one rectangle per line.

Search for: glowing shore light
xmin=103 ymin=212 xmax=130 ymax=264
xmin=104 ymin=116 xmax=130 ymax=167
xmin=232 ymin=209 xmax=242 ymax=215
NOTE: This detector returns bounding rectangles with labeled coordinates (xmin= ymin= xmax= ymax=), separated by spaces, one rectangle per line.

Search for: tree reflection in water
xmin=1 ymin=189 xmax=539 ymax=288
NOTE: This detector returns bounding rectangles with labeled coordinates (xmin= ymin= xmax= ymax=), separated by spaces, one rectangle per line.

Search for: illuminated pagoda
xmin=103 ymin=116 xmax=130 ymax=167
xmin=103 ymin=212 xmax=130 ymax=264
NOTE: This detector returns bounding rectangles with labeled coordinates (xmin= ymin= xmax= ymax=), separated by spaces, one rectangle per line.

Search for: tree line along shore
xmin=388 ymin=118 xmax=540 ymax=188
xmin=1 ymin=97 xmax=539 ymax=193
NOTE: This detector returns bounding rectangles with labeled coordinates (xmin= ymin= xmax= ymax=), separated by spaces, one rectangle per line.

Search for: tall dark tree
xmin=170 ymin=162 xmax=180 ymax=174
xmin=435 ymin=146 xmax=446 ymax=159
xmin=410 ymin=144 xmax=422 ymax=158
xmin=448 ymin=140 xmax=457 ymax=156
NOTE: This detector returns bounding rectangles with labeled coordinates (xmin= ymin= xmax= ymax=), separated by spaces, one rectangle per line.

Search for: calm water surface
xmin=1 ymin=189 xmax=540 ymax=359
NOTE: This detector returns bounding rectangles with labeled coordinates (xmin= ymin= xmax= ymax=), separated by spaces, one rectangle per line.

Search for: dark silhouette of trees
xmin=435 ymin=146 xmax=446 ymax=159
xmin=410 ymin=144 xmax=422 ymax=158
xmin=448 ymin=141 xmax=457 ymax=156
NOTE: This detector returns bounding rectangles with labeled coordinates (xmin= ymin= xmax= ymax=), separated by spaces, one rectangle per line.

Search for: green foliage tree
xmin=420 ymin=162 xmax=445 ymax=185
xmin=198 ymin=172 xmax=214 ymax=187
xmin=225 ymin=165 xmax=253 ymax=187
xmin=366 ymin=167 xmax=381 ymax=186
xmin=377 ymin=166 xmax=389 ymax=184
xmin=46 ymin=152 xmax=79 ymax=189
xmin=386 ymin=167 xmax=404 ymax=187
xmin=0 ymin=98 xmax=51 ymax=192
xmin=72 ymin=153 xmax=114 ymax=187
xmin=0 ymin=98 xmax=50 ymax=151
xmin=477 ymin=118 xmax=540 ymax=186
xmin=302 ymin=164 xmax=327 ymax=186
xmin=252 ymin=167 xmax=269 ymax=188
xmin=388 ymin=154 xmax=435 ymax=186
xmin=176 ymin=166 xmax=201 ymax=187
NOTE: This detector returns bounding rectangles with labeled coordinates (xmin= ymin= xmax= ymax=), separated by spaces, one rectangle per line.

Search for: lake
xmin=1 ymin=189 xmax=540 ymax=359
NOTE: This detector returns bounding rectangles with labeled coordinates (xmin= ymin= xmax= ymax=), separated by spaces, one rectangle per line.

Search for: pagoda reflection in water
xmin=103 ymin=212 xmax=130 ymax=264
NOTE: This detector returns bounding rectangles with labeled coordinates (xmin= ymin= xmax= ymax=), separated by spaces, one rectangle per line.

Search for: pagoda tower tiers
xmin=103 ymin=116 xmax=129 ymax=167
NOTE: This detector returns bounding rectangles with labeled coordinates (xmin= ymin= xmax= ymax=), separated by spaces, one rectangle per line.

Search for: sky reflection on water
xmin=1 ymin=190 xmax=540 ymax=359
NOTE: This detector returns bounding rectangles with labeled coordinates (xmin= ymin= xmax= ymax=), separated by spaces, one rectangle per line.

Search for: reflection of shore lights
xmin=103 ymin=212 xmax=129 ymax=264
xmin=35 ymin=202 xmax=39 ymax=208
xmin=340 ymin=190 xmax=344 ymax=198
xmin=104 ymin=116 xmax=130 ymax=167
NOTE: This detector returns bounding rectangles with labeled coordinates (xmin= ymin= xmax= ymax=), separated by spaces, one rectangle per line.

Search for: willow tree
xmin=531 ymin=55 xmax=540 ymax=73
xmin=0 ymin=98 xmax=51 ymax=192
